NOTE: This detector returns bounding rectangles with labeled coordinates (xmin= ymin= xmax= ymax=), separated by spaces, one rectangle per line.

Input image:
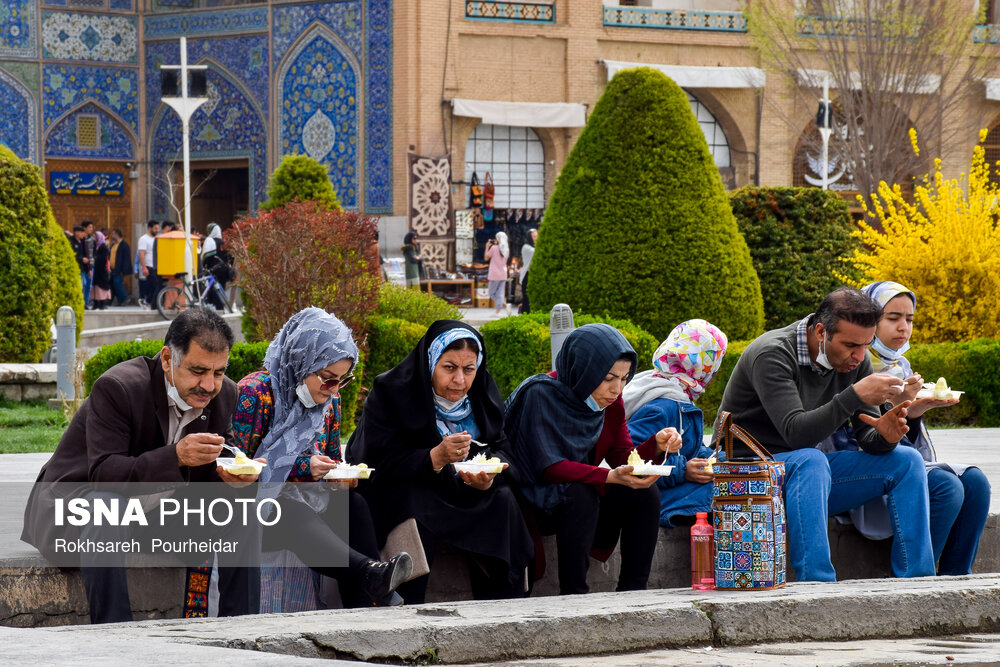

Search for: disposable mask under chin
xmin=296 ymin=382 xmax=319 ymax=408
xmin=167 ymin=367 xmax=194 ymax=412
xmin=585 ymin=395 xmax=606 ymax=412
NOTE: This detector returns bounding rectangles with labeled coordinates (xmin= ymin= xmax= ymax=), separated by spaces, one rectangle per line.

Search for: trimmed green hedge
xmin=730 ymin=186 xmax=862 ymax=330
xmin=46 ymin=213 xmax=84 ymax=345
xmin=0 ymin=145 xmax=56 ymax=362
xmin=364 ymin=316 xmax=428 ymax=383
xmin=375 ymin=283 xmax=460 ymax=327
xmin=481 ymin=312 xmax=660 ymax=397
xmin=527 ymin=67 xmax=764 ymax=342
xmin=83 ymin=339 xmax=363 ymax=434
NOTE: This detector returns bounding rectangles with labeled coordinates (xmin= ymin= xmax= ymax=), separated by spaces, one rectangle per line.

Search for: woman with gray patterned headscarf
xmin=233 ymin=307 xmax=411 ymax=606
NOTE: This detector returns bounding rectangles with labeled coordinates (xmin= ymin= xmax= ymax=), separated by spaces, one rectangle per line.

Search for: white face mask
xmin=296 ymin=381 xmax=319 ymax=408
xmin=433 ymin=392 xmax=464 ymax=412
xmin=815 ymin=334 xmax=834 ymax=371
xmin=585 ymin=395 xmax=606 ymax=412
xmin=167 ymin=365 xmax=194 ymax=412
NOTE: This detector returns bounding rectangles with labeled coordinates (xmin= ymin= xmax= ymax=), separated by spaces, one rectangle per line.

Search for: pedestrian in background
xmin=91 ymin=231 xmax=112 ymax=310
xmin=108 ymin=229 xmax=133 ymax=306
xmin=137 ymin=219 xmax=160 ymax=309
xmin=402 ymin=231 xmax=423 ymax=287
xmin=486 ymin=231 xmax=509 ymax=316
xmin=519 ymin=228 xmax=537 ymax=314
xmin=81 ymin=220 xmax=95 ymax=309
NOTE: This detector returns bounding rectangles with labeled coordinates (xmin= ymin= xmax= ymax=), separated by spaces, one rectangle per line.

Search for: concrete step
xmin=79 ymin=311 xmax=244 ymax=348
xmin=80 ymin=308 xmax=164 ymax=332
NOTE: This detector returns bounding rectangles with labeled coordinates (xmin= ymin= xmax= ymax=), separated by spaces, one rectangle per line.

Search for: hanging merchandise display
xmin=469 ymin=172 xmax=483 ymax=208
xmin=483 ymin=171 xmax=495 ymax=222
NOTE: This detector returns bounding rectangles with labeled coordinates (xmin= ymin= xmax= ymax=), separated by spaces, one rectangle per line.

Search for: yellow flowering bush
xmin=850 ymin=129 xmax=1000 ymax=343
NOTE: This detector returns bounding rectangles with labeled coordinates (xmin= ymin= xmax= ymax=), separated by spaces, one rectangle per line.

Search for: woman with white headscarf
xmin=234 ymin=307 xmax=411 ymax=606
xmin=624 ymin=319 xmax=728 ymax=527
xmin=485 ymin=231 xmax=509 ymax=315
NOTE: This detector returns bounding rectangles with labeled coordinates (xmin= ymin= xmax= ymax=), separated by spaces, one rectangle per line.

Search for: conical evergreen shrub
xmin=0 ymin=145 xmax=57 ymax=362
xmin=528 ymin=68 xmax=763 ymax=341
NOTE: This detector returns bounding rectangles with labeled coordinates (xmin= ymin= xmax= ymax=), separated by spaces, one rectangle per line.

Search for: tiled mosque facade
xmin=0 ymin=0 xmax=392 ymax=234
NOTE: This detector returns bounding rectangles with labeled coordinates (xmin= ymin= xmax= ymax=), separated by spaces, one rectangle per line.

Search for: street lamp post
xmin=817 ymin=76 xmax=834 ymax=191
xmin=160 ymin=37 xmax=208 ymax=281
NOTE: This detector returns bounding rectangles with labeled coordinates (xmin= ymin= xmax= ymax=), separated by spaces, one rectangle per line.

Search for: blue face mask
xmin=872 ymin=335 xmax=909 ymax=363
xmin=585 ymin=395 xmax=605 ymax=412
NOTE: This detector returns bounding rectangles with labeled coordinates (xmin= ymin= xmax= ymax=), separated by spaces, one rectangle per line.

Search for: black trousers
xmin=262 ymin=490 xmax=379 ymax=608
xmin=79 ymin=488 xmax=260 ymax=624
xmin=519 ymin=272 xmax=530 ymax=314
xmin=536 ymin=483 xmax=660 ymax=595
xmin=395 ymin=520 xmax=524 ymax=604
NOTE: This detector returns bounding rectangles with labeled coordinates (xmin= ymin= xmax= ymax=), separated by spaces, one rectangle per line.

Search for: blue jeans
xmin=111 ymin=273 xmax=129 ymax=304
xmin=928 ymin=467 xmax=991 ymax=575
xmin=777 ymin=447 xmax=934 ymax=581
xmin=81 ymin=270 xmax=92 ymax=308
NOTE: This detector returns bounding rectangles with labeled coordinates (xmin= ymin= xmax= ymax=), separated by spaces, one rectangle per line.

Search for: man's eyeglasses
xmin=315 ymin=373 xmax=354 ymax=391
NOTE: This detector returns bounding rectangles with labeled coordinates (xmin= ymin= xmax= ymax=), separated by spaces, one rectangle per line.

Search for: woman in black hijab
xmin=505 ymin=323 xmax=681 ymax=594
xmin=349 ymin=320 xmax=533 ymax=603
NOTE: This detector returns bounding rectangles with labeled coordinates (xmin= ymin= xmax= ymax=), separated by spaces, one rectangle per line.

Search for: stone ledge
xmin=35 ymin=575 xmax=1000 ymax=664
xmin=0 ymin=365 xmax=57 ymax=385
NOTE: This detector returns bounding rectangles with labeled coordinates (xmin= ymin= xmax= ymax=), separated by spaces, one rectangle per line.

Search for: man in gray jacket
xmin=719 ymin=287 xmax=934 ymax=582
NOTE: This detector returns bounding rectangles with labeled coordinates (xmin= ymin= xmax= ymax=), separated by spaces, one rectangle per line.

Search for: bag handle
xmin=712 ymin=410 xmax=777 ymax=463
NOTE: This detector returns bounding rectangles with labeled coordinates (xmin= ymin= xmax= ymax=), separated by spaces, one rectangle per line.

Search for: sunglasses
xmin=315 ymin=372 xmax=354 ymax=391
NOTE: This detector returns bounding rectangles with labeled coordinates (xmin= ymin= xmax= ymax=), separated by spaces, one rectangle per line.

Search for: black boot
xmin=362 ymin=552 xmax=412 ymax=604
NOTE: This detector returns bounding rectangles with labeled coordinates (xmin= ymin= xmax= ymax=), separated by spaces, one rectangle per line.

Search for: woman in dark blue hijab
xmin=505 ymin=323 xmax=681 ymax=594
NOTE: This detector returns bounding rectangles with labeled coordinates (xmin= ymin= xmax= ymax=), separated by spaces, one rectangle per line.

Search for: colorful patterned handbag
xmin=710 ymin=410 xmax=786 ymax=590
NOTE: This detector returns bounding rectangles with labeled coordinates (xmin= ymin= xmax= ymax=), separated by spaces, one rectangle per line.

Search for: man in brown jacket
xmin=22 ymin=308 xmax=260 ymax=623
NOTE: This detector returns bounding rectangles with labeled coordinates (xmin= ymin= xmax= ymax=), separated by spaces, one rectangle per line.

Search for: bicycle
xmin=155 ymin=271 xmax=234 ymax=320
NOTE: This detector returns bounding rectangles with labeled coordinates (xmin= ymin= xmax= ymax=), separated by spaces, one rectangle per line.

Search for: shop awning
xmin=984 ymin=79 xmax=1000 ymax=101
xmin=450 ymin=98 xmax=587 ymax=128
xmin=602 ymin=60 xmax=766 ymax=88
xmin=796 ymin=68 xmax=940 ymax=94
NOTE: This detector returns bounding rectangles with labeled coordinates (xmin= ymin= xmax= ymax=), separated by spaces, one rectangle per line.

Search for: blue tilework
xmin=0 ymin=67 xmax=37 ymax=161
xmin=44 ymin=1 xmax=70 ymax=6
xmin=143 ymin=7 xmax=268 ymax=39
xmin=365 ymin=0 xmax=393 ymax=213
xmin=273 ymin=1 xmax=363 ymax=64
xmin=150 ymin=67 xmax=266 ymax=216
xmin=1 ymin=1 xmax=37 ymax=58
xmin=145 ymin=37 xmax=268 ymax=125
xmin=109 ymin=0 xmax=134 ymax=9
xmin=278 ymin=30 xmax=358 ymax=208
xmin=45 ymin=101 xmax=135 ymax=159
xmin=43 ymin=65 xmax=138 ymax=132
xmin=42 ymin=11 xmax=139 ymax=63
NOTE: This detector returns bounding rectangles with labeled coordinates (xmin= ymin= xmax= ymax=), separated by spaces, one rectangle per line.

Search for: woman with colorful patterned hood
xmin=348 ymin=320 xmax=533 ymax=604
xmin=505 ymin=323 xmax=682 ymax=594
xmin=231 ymin=307 xmax=411 ymax=607
xmin=822 ymin=281 xmax=990 ymax=575
xmin=623 ymin=319 xmax=728 ymax=528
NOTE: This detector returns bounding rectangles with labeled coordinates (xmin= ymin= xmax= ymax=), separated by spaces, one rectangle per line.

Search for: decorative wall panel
xmin=273 ymin=1 xmax=363 ymax=64
xmin=365 ymin=0 xmax=393 ymax=212
xmin=277 ymin=29 xmax=359 ymax=208
xmin=0 ymin=68 xmax=37 ymax=162
xmin=143 ymin=7 xmax=268 ymax=39
xmin=45 ymin=102 xmax=135 ymax=159
xmin=150 ymin=67 xmax=266 ymax=216
xmin=43 ymin=12 xmax=138 ymax=63
xmin=43 ymin=65 xmax=139 ymax=132
xmin=1 ymin=1 xmax=38 ymax=58
xmin=145 ymin=37 xmax=268 ymax=124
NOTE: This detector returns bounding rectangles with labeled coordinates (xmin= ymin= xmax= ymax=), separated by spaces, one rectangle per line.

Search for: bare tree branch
xmin=745 ymin=0 xmax=991 ymax=198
